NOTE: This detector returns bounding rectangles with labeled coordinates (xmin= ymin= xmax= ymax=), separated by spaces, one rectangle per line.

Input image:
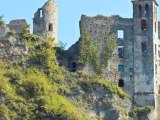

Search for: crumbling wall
xmin=0 ymin=35 xmax=28 ymax=61
xmin=7 ymin=19 xmax=29 ymax=34
xmin=78 ymin=15 xmax=134 ymax=95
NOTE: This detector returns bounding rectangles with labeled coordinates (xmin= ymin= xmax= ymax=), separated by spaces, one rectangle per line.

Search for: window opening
xmin=118 ymin=30 xmax=124 ymax=39
xmin=141 ymin=19 xmax=147 ymax=30
xmin=155 ymin=64 xmax=157 ymax=74
xmin=138 ymin=5 xmax=142 ymax=16
xmin=49 ymin=23 xmax=53 ymax=31
xmin=118 ymin=46 xmax=124 ymax=58
xmin=129 ymin=68 xmax=134 ymax=73
xmin=141 ymin=42 xmax=147 ymax=52
xmin=155 ymin=44 xmax=157 ymax=56
xmin=145 ymin=4 xmax=149 ymax=16
xmin=40 ymin=9 xmax=43 ymax=18
xmin=71 ymin=62 xmax=77 ymax=72
xmin=118 ymin=79 xmax=124 ymax=87
xmin=118 ymin=65 xmax=124 ymax=73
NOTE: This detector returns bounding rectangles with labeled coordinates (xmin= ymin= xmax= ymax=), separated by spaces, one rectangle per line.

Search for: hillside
xmin=0 ymin=31 xmax=155 ymax=120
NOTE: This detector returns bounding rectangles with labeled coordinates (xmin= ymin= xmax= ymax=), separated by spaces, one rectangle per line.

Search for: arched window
xmin=118 ymin=79 xmax=124 ymax=87
xmin=145 ymin=4 xmax=149 ymax=16
xmin=138 ymin=5 xmax=142 ymax=16
xmin=141 ymin=42 xmax=147 ymax=52
xmin=141 ymin=19 xmax=147 ymax=30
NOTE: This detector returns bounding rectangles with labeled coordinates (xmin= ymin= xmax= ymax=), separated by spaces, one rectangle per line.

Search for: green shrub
xmin=129 ymin=106 xmax=153 ymax=119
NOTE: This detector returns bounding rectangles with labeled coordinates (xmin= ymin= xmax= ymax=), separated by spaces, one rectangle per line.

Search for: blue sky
xmin=0 ymin=0 xmax=159 ymax=48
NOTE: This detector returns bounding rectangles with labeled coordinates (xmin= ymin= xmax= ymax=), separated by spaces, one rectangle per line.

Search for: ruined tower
xmin=33 ymin=0 xmax=58 ymax=43
xmin=132 ymin=0 xmax=159 ymax=107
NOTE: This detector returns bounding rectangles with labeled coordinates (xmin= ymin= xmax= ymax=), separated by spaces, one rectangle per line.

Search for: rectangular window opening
xmin=40 ymin=9 xmax=43 ymax=18
xmin=118 ymin=30 xmax=124 ymax=39
xmin=118 ymin=65 xmax=125 ymax=73
xmin=49 ymin=23 xmax=53 ymax=31
xmin=118 ymin=46 xmax=124 ymax=58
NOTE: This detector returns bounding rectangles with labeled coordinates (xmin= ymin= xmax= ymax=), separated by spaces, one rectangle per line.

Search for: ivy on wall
xmin=79 ymin=30 xmax=116 ymax=74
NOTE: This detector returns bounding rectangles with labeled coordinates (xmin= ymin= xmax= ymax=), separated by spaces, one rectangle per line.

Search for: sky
xmin=0 ymin=0 xmax=159 ymax=48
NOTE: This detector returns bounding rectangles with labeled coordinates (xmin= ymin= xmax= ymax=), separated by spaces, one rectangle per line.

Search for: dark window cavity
xmin=141 ymin=19 xmax=147 ymax=30
xmin=129 ymin=68 xmax=134 ymax=75
xmin=118 ymin=30 xmax=124 ymax=39
xmin=155 ymin=44 xmax=157 ymax=56
xmin=145 ymin=4 xmax=149 ymax=16
xmin=71 ymin=62 xmax=77 ymax=72
xmin=118 ymin=79 xmax=124 ymax=87
xmin=155 ymin=64 xmax=157 ymax=74
xmin=141 ymin=42 xmax=147 ymax=52
xmin=49 ymin=23 xmax=53 ymax=31
xmin=138 ymin=5 xmax=142 ymax=16
xmin=118 ymin=65 xmax=124 ymax=73
xmin=118 ymin=46 xmax=124 ymax=58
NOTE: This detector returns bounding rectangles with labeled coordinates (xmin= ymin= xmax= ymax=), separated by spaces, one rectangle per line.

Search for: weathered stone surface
xmin=33 ymin=0 xmax=58 ymax=43
xmin=7 ymin=19 xmax=29 ymax=34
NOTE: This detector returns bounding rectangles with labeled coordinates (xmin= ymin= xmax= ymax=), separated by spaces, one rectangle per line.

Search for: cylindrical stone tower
xmin=33 ymin=0 xmax=58 ymax=44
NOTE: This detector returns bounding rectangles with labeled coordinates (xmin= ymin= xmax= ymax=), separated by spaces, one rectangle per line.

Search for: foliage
xmin=40 ymin=94 xmax=88 ymax=120
xmin=81 ymin=75 xmax=130 ymax=99
xmin=0 ymin=32 xmax=130 ymax=119
xmin=79 ymin=31 xmax=100 ymax=73
xmin=58 ymin=40 xmax=67 ymax=51
xmin=129 ymin=106 xmax=153 ymax=119
xmin=101 ymin=34 xmax=117 ymax=70
xmin=79 ymin=30 xmax=116 ymax=74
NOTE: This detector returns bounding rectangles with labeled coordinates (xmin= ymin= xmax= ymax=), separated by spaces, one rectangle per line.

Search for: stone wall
xmin=79 ymin=15 xmax=134 ymax=95
xmin=0 ymin=35 xmax=28 ymax=61
xmin=33 ymin=0 xmax=58 ymax=43
xmin=7 ymin=19 xmax=29 ymax=34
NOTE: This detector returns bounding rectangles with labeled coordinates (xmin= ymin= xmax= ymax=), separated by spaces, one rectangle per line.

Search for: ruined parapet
xmin=80 ymin=15 xmax=119 ymax=42
xmin=7 ymin=19 xmax=29 ymax=34
xmin=33 ymin=0 xmax=58 ymax=44
xmin=79 ymin=14 xmax=134 ymax=95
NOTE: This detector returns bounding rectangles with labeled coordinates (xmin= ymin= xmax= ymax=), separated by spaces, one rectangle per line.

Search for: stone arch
xmin=145 ymin=4 xmax=149 ymax=16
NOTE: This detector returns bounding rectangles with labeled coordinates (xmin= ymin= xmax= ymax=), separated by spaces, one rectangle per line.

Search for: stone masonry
xmin=64 ymin=1 xmax=160 ymax=118
xmin=33 ymin=0 xmax=58 ymax=43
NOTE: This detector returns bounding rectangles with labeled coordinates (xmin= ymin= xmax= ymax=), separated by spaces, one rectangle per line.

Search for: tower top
xmin=131 ymin=0 xmax=158 ymax=6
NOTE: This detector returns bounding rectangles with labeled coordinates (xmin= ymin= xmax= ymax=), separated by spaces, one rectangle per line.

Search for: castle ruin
xmin=33 ymin=0 xmax=58 ymax=43
xmin=64 ymin=1 xmax=160 ymax=117
xmin=0 ymin=0 xmax=160 ymax=119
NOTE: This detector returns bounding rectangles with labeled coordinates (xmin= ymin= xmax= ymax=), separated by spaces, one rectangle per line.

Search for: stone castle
xmin=0 ymin=0 xmax=160 ymax=119
xmin=63 ymin=0 xmax=160 ymax=118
